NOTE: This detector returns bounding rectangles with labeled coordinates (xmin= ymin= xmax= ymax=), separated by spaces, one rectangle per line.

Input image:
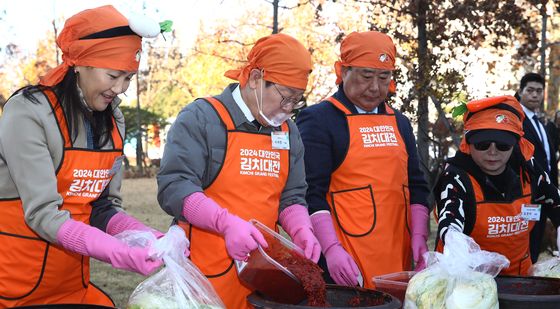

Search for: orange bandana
xmin=459 ymin=96 xmax=534 ymax=160
xmin=224 ymin=33 xmax=312 ymax=90
xmin=335 ymin=31 xmax=396 ymax=85
xmin=39 ymin=5 xmax=142 ymax=87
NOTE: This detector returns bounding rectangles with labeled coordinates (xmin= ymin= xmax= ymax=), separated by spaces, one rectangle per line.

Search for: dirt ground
xmin=91 ymin=178 xmax=440 ymax=308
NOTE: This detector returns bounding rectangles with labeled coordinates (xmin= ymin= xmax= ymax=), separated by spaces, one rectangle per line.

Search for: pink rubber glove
xmin=411 ymin=204 xmax=429 ymax=271
xmin=106 ymin=211 xmax=165 ymax=239
xmin=557 ymin=226 xmax=560 ymax=255
xmin=183 ymin=192 xmax=268 ymax=261
xmin=107 ymin=212 xmax=189 ymax=257
xmin=279 ymin=204 xmax=321 ymax=262
xmin=311 ymin=212 xmax=360 ymax=286
xmin=57 ymin=219 xmax=162 ymax=276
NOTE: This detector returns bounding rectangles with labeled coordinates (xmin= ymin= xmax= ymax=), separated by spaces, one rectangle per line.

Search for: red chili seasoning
xmin=262 ymin=232 xmax=328 ymax=307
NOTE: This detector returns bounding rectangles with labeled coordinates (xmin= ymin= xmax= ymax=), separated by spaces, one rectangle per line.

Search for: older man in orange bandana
xmin=157 ymin=33 xmax=321 ymax=308
xmin=297 ymin=31 xmax=430 ymax=288
xmin=434 ymin=96 xmax=560 ymax=275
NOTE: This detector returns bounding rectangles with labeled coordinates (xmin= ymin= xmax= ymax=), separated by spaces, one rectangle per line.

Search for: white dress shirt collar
xmin=232 ymin=85 xmax=255 ymax=122
xmin=355 ymin=105 xmax=378 ymax=114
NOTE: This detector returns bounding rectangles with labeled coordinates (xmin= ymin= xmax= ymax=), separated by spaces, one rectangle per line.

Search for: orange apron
xmin=435 ymin=169 xmax=534 ymax=275
xmin=0 ymin=89 xmax=121 ymax=307
xmin=468 ymin=172 xmax=534 ymax=275
xmin=326 ymin=97 xmax=411 ymax=288
xmin=179 ymin=97 xmax=290 ymax=309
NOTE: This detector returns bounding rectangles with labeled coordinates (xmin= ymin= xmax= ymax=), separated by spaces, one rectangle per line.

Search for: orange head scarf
xmin=459 ymin=95 xmax=534 ymax=160
xmin=335 ymin=31 xmax=396 ymax=91
xmin=39 ymin=5 xmax=142 ymax=87
xmin=224 ymin=33 xmax=312 ymax=90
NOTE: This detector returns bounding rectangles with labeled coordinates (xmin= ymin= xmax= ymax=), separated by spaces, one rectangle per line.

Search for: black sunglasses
xmin=473 ymin=141 xmax=513 ymax=152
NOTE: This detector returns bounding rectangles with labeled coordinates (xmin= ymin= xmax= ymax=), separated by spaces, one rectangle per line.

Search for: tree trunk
xmin=540 ymin=1 xmax=548 ymax=112
xmin=540 ymin=1 xmax=548 ymax=76
xmin=136 ymin=75 xmax=144 ymax=176
xmin=272 ymin=0 xmax=279 ymax=34
xmin=548 ymin=44 xmax=560 ymax=115
xmin=52 ymin=19 xmax=60 ymax=65
xmin=415 ymin=0 xmax=431 ymax=189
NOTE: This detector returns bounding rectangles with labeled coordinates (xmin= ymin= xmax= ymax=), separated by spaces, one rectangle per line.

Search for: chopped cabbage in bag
xmin=118 ymin=226 xmax=225 ymax=309
xmin=404 ymin=230 xmax=509 ymax=309
xmin=529 ymin=256 xmax=560 ymax=278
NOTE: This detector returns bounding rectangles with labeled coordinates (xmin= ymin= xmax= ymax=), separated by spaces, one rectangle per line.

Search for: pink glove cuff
xmin=184 ymin=193 xmax=268 ymax=260
xmin=279 ymin=204 xmax=313 ymax=237
xmin=106 ymin=212 xmax=164 ymax=238
xmin=310 ymin=212 xmax=340 ymax=254
xmin=183 ymin=192 xmax=228 ymax=234
xmin=280 ymin=204 xmax=320 ymax=262
xmin=57 ymin=219 xmax=163 ymax=275
xmin=410 ymin=204 xmax=429 ymax=239
xmin=57 ymin=219 xmax=92 ymax=257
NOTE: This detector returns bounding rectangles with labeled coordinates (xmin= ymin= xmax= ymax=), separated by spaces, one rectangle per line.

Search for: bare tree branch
xmin=217 ymin=39 xmax=256 ymax=46
xmin=353 ymin=0 xmax=413 ymax=15
xmin=263 ymin=0 xmax=312 ymax=9
xmin=192 ymin=47 xmax=246 ymax=63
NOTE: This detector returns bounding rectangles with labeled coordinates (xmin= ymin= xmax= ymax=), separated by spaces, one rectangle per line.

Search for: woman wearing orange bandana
xmin=157 ymin=33 xmax=321 ymax=308
xmin=0 ymin=5 xmax=173 ymax=307
xmin=434 ymin=96 xmax=560 ymax=275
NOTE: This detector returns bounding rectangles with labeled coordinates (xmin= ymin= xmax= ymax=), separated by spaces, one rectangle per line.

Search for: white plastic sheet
xmin=404 ymin=230 xmax=510 ymax=309
xmin=119 ymin=226 xmax=225 ymax=309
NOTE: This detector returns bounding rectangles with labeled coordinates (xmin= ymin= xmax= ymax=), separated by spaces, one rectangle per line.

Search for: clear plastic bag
xmin=404 ymin=230 xmax=510 ymax=309
xmin=529 ymin=256 xmax=560 ymax=278
xmin=118 ymin=225 xmax=225 ymax=309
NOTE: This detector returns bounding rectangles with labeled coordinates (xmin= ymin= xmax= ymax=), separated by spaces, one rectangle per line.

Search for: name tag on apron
xmin=271 ymin=131 xmax=290 ymax=150
xmin=521 ymin=204 xmax=541 ymax=221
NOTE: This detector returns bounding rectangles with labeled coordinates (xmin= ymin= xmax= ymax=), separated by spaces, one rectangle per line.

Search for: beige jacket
xmin=0 ymin=90 xmax=125 ymax=243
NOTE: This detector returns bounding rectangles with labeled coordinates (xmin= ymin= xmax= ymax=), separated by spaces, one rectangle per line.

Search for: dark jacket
xmin=296 ymin=85 xmax=430 ymax=215
xmin=523 ymin=116 xmax=557 ymax=185
xmin=435 ymin=150 xmax=560 ymax=246
xmin=522 ymin=114 xmax=559 ymax=262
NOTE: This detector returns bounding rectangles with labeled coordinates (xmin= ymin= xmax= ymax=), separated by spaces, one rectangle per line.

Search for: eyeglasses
xmin=473 ymin=141 xmax=513 ymax=152
xmin=272 ymin=83 xmax=306 ymax=109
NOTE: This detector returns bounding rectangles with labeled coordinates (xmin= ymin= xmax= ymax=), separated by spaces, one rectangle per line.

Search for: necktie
xmin=532 ymin=114 xmax=550 ymax=171
xmin=532 ymin=115 xmax=544 ymax=142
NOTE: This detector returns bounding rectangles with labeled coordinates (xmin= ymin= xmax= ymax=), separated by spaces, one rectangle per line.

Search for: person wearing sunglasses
xmin=434 ymin=96 xmax=560 ymax=276
xmin=296 ymin=31 xmax=430 ymax=288
xmin=156 ymin=33 xmax=320 ymax=309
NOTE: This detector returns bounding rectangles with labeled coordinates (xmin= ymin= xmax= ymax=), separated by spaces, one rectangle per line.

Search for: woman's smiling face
xmin=76 ymin=66 xmax=135 ymax=111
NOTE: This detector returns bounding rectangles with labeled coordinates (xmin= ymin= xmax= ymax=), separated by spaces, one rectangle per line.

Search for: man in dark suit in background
xmin=516 ymin=72 xmax=559 ymax=262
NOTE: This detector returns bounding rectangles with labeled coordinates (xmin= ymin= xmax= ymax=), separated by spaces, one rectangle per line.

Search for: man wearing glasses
xmin=296 ymin=31 xmax=430 ymax=288
xmin=434 ymin=96 xmax=560 ymax=275
xmin=516 ymin=73 xmax=559 ymax=263
xmin=156 ymin=33 xmax=320 ymax=308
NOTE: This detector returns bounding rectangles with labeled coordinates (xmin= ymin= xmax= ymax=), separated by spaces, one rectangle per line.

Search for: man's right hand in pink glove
xmin=57 ymin=219 xmax=162 ymax=276
xmin=183 ymin=192 xmax=268 ymax=261
xmin=311 ymin=212 xmax=361 ymax=286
